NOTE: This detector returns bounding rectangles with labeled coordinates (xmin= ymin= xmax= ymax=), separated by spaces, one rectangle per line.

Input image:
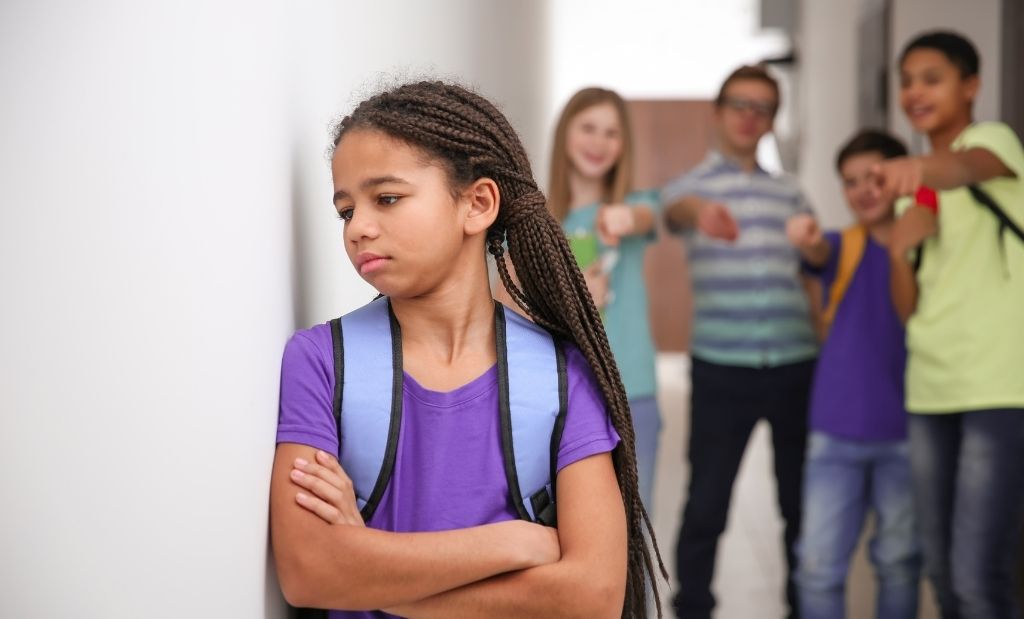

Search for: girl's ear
xmin=462 ymin=177 xmax=500 ymax=236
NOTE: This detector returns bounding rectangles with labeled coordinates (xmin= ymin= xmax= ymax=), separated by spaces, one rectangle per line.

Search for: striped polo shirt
xmin=663 ymin=151 xmax=817 ymax=368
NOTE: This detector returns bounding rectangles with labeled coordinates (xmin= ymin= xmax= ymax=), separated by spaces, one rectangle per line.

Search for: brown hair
xmin=715 ymin=64 xmax=780 ymax=114
xmin=331 ymin=80 xmax=666 ymax=618
xmin=547 ymin=87 xmax=634 ymax=222
xmin=835 ymin=129 xmax=908 ymax=172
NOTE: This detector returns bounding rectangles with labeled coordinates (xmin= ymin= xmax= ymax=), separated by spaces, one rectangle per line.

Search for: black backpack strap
xmin=327 ymin=302 xmax=404 ymax=522
xmin=914 ymin=185 xmax=1024 ymax=274
xmin=495 ymin=303 xmax=568 ymax=528
xmin=329 ymin=317 xmax=344 ymax=439
xmin=294 ymin=309 xmax=399 ymax=617
xmin=969 ymin=184 xmax=1024 ymax=242
xmin=537 ymin=343 xmax=568 ymax=528
xmin=494 ymin=307 xmax=531 ymax=522
xmin=360 ymin=304 xmax=404 ymax=521
xmin=968 ymin=184 xmax=1023 ymax=275
xmin=912 ymin=244 xmax=925 ymax=274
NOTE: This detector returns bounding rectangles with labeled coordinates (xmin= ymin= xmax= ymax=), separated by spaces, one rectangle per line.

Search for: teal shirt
xmin=562 ymin=190 xmax=660 ymax=399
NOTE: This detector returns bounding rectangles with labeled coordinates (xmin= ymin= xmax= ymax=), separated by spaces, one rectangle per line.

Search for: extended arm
xmin=874 ymin=148 xmax=1016 ymax=197
xmin=664 ymin=196 xmax=739 ymax=241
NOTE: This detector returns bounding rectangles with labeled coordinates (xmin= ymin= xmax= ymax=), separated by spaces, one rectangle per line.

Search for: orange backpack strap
xmin=821 ymin=225 xmax=867 ymax=335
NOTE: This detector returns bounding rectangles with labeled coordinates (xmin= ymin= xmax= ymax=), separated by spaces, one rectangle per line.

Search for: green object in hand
xmin=567 ymin=229 xmax=608 ymax=322
xmin=568 ymin=229 xmax=598 ymax=269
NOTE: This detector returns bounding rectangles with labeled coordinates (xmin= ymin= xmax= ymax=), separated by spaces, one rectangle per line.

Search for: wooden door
xmin=627 ymin=100 xmax=715 ymax=352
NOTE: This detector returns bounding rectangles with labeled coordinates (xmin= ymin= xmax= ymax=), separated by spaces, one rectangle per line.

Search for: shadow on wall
xmin=266 ymin=540 xmax=288 ymax=619
xmin=290 ymin=150 xmax=311 ymax=330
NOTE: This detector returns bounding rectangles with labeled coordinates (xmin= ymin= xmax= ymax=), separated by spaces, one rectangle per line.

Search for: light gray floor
xmin=648 ymin=353 xmax=938 ymax=619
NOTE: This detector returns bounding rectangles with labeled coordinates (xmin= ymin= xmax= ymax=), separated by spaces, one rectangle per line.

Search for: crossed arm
xmin=385 ymin=453 xmax=626 ymax=619
xmin=270 ymin=443 xmax=626 ymax=618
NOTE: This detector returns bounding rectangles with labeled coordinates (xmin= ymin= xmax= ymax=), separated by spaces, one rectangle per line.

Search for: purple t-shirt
xmin=805 ymin=231 xmax=907 ymax=442
xmin=276 ymin=322 xmax=620 ymax=618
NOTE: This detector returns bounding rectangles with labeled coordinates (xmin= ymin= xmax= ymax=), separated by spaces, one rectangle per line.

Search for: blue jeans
xmin=910 ymin=409 xmax=1024 ymax=619
xmin=630 ymin=395 xmax=662 ymax=513
xmin=796 ymin=432 xmax=921 ymax=619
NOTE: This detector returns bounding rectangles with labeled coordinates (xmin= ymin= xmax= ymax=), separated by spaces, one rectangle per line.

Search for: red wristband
xmin=915 ymin=186 xmax=939 ymax=214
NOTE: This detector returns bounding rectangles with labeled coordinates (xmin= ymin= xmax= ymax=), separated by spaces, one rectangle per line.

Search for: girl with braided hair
xmin=270 ymin=80 xmax=666 ymax=619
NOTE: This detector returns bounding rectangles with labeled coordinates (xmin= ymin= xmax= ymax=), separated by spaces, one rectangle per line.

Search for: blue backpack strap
xmin=330 ymin=296 xmax=403 ymax=521
xmin=495 ymin=303 xmax=568 ymax=527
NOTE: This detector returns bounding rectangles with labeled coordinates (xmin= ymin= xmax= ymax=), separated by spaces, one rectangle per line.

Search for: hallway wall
xmin=0 ymin=1 xmax=547 ymax=616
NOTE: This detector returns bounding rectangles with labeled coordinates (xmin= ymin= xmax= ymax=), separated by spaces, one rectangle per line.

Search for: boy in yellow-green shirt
xmin=876 ymin=31 xmax=1024 ymax=618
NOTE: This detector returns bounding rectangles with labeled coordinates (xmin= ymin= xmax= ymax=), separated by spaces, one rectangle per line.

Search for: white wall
xmin=0 ymin=1 xmax=547 ymax=616
xmin=796 ymin=0 xmax=866 ymax=228
xmin=547 ymin=0 xmax=789 ymax=102
xmin=0 ymin=1 xmax=293 ymax=616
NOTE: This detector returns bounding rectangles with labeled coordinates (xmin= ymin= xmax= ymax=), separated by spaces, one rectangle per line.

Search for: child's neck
xmin=568 ymin=169 xmax=605 ymax=210
xmin=928 ymin=114 xmax=973 ymax=153
xmin=392 ymin=276 xmax=494 ymax=350
xmin=391 ymin=277 xmax=498 ymax=391
xmin=867 ymin=218 xmax=895 ymax=246
xmin=718 ymin=141 xmax=759 ymax=173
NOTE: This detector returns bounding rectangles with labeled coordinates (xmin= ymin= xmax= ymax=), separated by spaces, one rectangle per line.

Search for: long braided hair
xmin=331 ymin=80 xmax=667 ymax=618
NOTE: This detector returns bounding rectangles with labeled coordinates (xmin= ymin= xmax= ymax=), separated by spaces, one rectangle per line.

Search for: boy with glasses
xmin=663 ymin=65 xmax=818 ymax=619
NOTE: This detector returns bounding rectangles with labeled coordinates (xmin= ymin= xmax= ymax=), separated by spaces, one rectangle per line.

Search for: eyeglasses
xmin=720 ymin=97 xmax=777 ymax=119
